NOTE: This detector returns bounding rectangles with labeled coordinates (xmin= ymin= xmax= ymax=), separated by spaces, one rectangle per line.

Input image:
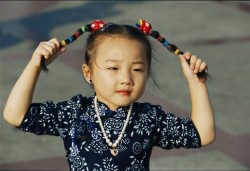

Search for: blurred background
xmin=0 ymin=1 xmax=250 ymax=170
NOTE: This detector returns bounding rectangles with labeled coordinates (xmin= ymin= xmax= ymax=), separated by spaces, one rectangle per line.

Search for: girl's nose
xmin=120 ymin=71 xmax=134 ymax=85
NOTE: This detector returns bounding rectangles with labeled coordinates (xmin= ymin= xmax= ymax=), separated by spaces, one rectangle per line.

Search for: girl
xmin=3 ymin=20 xmax=215 ymax=171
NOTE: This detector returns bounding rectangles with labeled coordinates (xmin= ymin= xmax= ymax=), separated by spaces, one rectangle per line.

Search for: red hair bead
xmin=157 ymin=35 xmax=162 ymax=41
xmin=73 ymin=32 xmax=79 ymax=38
xmin=139 ymin=19 xmax=152 ymax=36
xmin=90 ymin=20 xmax=106 ymax=32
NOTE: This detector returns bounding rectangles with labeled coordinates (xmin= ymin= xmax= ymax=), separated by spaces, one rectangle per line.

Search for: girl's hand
xmin=30 ymin=38 xmax=66 ymax=69
xmin=179 ymin=52 xmax=208 ymax=83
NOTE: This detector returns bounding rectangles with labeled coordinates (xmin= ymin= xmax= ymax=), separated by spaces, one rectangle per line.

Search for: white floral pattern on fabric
xmin=17 ymin=94 xmax=201 ymax=171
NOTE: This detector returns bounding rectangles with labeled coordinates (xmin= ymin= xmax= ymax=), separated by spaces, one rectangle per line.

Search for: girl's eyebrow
xmin=132 ymin=61 xmax=145 ymax=65
xmin=104 ymin=59 xmax=119 ymax=63
xmin=104 ymin=60 xmax=145 ymax=65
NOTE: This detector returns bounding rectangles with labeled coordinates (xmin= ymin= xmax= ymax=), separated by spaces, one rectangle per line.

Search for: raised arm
xmin=179 ymin=52 xmax=215 ymax=147
xmin=3 ymin=38 xmax=65 ymax=126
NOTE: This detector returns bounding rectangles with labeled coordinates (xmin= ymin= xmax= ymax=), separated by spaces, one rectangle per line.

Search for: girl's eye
xmin=133 ymin=68 xmax=143 ymax=72
xmin=108 ymin=67 xmax=118 ymax=70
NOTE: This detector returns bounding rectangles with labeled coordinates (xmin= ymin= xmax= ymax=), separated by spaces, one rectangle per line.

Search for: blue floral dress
xmin=17 ymin=94 xmax=201 ymax=171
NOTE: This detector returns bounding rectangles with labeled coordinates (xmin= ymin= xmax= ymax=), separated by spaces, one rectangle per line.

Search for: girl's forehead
xmin=96 ymin=36 xmax=147 ymax=58
xmin=98 ymin=36 xmax=143 ymax=47
xmin=97 ymin=36 xmax=145 ymax=53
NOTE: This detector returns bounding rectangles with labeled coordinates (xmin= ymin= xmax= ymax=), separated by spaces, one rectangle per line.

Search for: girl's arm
xmin=179 ymin=52 xmax=215 ymax=146
xmin=3 ymin=38 xmax=65 ymax=126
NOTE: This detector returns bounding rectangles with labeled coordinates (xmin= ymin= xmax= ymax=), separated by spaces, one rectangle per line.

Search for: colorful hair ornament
xmin=90 ymin=20 xmax=106 ymax=32
xmin=136 ymin=19 xmax=152 ymax=36
xmin=136 ymin=19 xmax=209 ymax=80
xmin=41 ymin=20 xmax=106 ymax=72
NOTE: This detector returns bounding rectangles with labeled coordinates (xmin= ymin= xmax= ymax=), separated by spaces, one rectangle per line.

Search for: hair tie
xmin=41 ymin=20 xmax=106 ymax=71
xmin=136 ymin=19 xmax=208 ymax=80
xmin=136 ymin=19 xmax=152 ymax=36
xmin=59 ymin=20 xmax=106 ymax=48
xmin=90 ymin=20 xmax=106 ymax=32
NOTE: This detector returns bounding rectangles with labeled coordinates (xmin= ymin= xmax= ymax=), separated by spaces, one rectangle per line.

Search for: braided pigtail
xmin=135 ymin=19 xmax=209 ymax=80
xmin=41 ymin=20 xmax=106 ymax=72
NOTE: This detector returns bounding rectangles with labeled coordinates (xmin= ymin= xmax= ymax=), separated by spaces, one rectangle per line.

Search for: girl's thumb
xmin=60 ymin=47 xmax=66 ymax=53
xmin=178 ymin=55 xmax=189 ymax=68
xmin=55 ymin=47 xmax=66 ymax=57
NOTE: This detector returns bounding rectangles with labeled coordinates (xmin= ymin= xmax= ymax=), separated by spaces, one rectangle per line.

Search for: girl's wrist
xmin=28 ymin=58 xmax=42 ymax=72
xmin=188 ymin=77 xmax=207 ymax=89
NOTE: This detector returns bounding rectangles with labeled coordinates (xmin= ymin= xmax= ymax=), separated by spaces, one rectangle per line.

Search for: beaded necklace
xmin=94 ymin=96 xmax=133 ymax=156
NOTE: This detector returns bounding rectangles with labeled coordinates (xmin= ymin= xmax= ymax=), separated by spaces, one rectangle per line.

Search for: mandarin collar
xmin=90 ymin=95 xmax=131 ymax=117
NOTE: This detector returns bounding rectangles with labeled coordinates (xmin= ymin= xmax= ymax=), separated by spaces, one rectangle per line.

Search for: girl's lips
xmin=116 ymin=90 xmax=131 ymax=96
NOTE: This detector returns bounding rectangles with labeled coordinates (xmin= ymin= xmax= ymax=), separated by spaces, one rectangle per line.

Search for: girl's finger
xmin=49 ymin=38 xmax=61 ymax=49
xmin=194 ymin=58 xmax=202 ymax=74
xmin=39 ymin=47 xmax=52 ymax=59
xmin=183 ymin=52 xmax=191 ymax=60
xmin=190 ymin=55 xmax=197 ymax=70
xmin=47 ymin=41 xmax=58 ymax=48
xmin=199 ymin=61 xmax=208 ymax=72
xmin=43 ymin=41 xmax=60 ymax=56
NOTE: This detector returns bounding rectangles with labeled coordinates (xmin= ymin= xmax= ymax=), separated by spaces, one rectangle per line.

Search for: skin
xmin=3 ymin=36 xmax=215 ymax=146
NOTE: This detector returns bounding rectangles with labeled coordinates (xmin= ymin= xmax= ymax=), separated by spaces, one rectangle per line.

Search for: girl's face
xmin=82 ymin=36 xmax=149 ymax=110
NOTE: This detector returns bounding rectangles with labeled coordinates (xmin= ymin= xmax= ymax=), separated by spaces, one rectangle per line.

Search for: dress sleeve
xmin=16 ymin=99 xmax=74 ymax=136
xmin=153 ymin=106 xmax=201 ymax=149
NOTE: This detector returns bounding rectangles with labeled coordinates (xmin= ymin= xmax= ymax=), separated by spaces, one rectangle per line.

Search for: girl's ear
xmin=82 ymin=64 xmax=92 ymax=83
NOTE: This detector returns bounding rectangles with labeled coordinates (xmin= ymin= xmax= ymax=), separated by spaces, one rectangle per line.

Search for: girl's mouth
xmin=116 ymin=90 xmax=131 ymax=96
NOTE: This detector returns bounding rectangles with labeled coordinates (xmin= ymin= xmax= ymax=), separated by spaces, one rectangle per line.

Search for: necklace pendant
xmin=110 ymin=148 xmax=118 ymax=156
